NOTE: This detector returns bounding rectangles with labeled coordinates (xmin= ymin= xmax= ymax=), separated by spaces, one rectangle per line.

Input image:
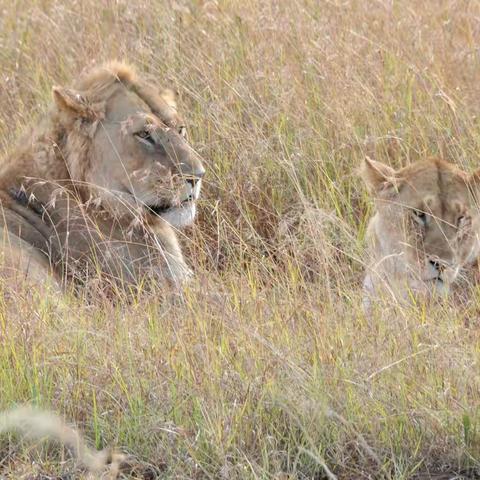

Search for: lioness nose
xmin=429 ymin=259 xmax=446 ymax=273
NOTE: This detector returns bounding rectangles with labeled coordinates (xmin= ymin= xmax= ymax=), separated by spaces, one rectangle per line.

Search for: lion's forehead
xmin=106 ymin=87 xmax=181 ymax=127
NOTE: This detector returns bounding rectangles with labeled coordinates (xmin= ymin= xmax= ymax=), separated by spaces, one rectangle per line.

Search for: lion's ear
xmin=52 ymin=86 xmax=104 ymax=121
xmin=52 ymin=87 xmax=88 ymax=114
xmin=160 ymin=88 xmax=177 ymax=110
xmin=361 ymin=156 xmax=398 ymax=193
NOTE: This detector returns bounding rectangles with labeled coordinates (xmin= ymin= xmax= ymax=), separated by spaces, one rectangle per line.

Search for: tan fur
xmin=0 ymin=61 xmax=205 ymax=292
xmin=362 ymin=157 xmax=480 ymax=304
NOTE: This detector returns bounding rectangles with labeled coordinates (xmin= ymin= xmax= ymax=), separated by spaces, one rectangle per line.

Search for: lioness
xmin=0 ymin=61 xmax=205 ymax=292
xmin=362 ymin=156 xmax=480 ymax=303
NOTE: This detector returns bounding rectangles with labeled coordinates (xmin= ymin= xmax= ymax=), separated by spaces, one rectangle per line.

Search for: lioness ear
xmin=160 ymin=88 xmax=177 ymax=110
xmin=468 ymin=168 xmax=480 ymax=200
xmin=361 ymin=156 xmax=397 ymax=193
xmin=469 ymin=168 xmax=480 ymax=183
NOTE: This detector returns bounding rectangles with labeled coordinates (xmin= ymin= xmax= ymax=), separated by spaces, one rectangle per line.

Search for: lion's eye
xmin=137 ymin=130 xmax=150 ymax=139
xmin=457 ymin=215 xmax=467 ymax=228
xmin=179 ymin=126 xmax=187 ymax=138
xmin=135 ymin=130 xmax=155 ymax=146
xmin=412 ymin=209 xmax=427 ymax=225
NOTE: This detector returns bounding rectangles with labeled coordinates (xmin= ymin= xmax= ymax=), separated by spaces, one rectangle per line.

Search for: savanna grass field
xmin=1 ymin=1 xmax=480 ymax=478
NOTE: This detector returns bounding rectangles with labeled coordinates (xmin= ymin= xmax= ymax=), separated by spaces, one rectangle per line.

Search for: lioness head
xmin=52 ymin=61 xmax=205 ymax=228
xmin=362 ymin=157 xmax=480 ymax=299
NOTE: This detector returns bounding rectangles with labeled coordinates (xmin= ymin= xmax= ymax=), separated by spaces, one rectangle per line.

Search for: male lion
xmin=362 ymin=156 xmax=480 ymax=304
xmin=0 ymin=61 xmax=205 ymax=292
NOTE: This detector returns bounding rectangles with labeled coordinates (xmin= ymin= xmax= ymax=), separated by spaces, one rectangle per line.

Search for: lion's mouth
xmin=140 ymin=180 xmax=199 ymax=218
xmin=146 ymin=196 xmax=194 ymax=217
xmin=146 ymin=202 xmax=171 ymax=216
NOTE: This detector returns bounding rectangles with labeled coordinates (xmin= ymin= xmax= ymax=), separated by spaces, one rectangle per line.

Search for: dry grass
xmin=1 ymin=0 xmax=480 ymax=478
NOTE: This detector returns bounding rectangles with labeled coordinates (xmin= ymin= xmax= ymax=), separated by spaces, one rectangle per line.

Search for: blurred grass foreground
xmin=1 ymin=1 xmax=480 ymax=478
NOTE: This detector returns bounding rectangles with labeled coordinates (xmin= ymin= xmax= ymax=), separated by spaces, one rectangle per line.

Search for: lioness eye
xmin=179 ymin=126 xmax=187 ymax=138
xmin=457 ymin=215 xmax=466 ymax=227
xmin=412 ymin=209 xmax=427 ymax=225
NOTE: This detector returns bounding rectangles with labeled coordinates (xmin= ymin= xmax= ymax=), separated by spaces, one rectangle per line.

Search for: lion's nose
xmin=177 ymin=148 xmax=205 ymax=181
xmin=194 ymin=168 xmax=205 ymax=179
xmin=186 ymin=169 xmax=205 ymax=188
xmin=186 ymin=167 xmax=205 ymax=183
xmin=187 ymin=150 xmax=205 ymax=180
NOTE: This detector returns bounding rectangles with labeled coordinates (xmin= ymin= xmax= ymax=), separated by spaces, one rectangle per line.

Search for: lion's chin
xmin=157 ymin=202 xmax=197 ymax=228
xmin=144 ymin=180 xmax=200 ymax=228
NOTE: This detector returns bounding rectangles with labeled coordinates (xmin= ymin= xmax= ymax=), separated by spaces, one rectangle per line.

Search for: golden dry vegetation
xmin=1 ymin=0 xmax=480 ymax=478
